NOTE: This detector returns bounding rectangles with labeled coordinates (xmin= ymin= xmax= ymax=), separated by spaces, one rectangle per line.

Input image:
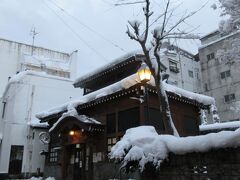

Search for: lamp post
xmin=137 ymin=63 xmax=151 ymax=124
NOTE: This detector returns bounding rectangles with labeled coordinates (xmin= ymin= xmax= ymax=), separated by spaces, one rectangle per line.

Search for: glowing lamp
xmin=69 ymin=130 xmax=75 ymax=136
xmin=137 ymin=63 xmax=151 ymax=82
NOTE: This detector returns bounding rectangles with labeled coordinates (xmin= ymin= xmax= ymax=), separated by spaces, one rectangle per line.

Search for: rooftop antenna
xmin=30 ymin=27 xmax=39 ymax=55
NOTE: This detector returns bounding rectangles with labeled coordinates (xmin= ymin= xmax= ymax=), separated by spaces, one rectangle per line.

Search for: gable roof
xmin=36 ymin=74 xmax=215 ymax=121
xmin=73 ymin=51 xmax=167 ymax=88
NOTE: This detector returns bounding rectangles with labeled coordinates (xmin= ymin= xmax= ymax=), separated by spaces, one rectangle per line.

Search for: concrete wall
xmin=161 ymin=50 xmax=202 ymax=93
xmin=0 ymin=73 xmax=81 ymax=175
xmin=0 ymin=38 xmax=78 ymax=97
xmin=199 ymin=32 xmax=240 ymax=122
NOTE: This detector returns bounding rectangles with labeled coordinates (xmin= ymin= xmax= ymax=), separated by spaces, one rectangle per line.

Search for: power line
xmin=48 ymin=0 xmax=126 ymax=52
xmin=42 ymin=0 xmax=109 ymax=62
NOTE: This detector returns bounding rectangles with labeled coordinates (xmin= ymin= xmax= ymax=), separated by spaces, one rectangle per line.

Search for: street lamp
xmin=137 ymin=63 xmax=151 ymax=83
xmin=137 ymin=62 xmax=151 ymax=124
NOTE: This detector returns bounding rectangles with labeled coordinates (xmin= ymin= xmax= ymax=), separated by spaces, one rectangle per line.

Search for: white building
xmin=161 ymin=45 xmax=202 ymax=93
xmin=0 ymin=38 xmax=80 ymax=97
xmin=199 ymin=30 xmax=240 ymax=122
xmin=0 ymin=71 xmax=81 ymax=178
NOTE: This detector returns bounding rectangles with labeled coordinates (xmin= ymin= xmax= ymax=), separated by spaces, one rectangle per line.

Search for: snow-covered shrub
xmin=110 ymin=126 xmax=240 ymax=172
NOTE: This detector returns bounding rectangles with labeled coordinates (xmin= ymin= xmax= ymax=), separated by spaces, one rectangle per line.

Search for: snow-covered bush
xmin=110 ymin=126 xmax=240 ymax=172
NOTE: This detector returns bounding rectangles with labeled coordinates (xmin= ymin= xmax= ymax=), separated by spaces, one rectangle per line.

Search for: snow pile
xmin=110 ymin=126 xmax=240 ymax=171
xmin=49 ymin=103 xmax=100 ymax=132
xmin=23 ymin=54 xmax=70 ymax=72
xmin=200 ymin=121 xmax=240 ymax=131
xmin=28 ymin=118 xmax=49 ymax=128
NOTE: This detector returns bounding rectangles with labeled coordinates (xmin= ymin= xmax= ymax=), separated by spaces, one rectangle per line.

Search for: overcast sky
xmin=0 ymin=0 xmax=222 ymax=76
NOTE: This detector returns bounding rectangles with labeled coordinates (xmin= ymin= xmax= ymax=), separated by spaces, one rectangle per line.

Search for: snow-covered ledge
xmin=110 ymin=126 xmax=240 ymax=171
xmin=200 ymin=121 xmax=240 ymax=131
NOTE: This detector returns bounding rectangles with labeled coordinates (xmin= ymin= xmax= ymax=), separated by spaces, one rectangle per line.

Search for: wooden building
xmin=37 ymin=53 xmax=214 ymax=180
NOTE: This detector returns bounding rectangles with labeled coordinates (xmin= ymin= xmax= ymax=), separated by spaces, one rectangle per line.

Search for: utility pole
xmin=30 ymin=27 xmax=39 ymax=55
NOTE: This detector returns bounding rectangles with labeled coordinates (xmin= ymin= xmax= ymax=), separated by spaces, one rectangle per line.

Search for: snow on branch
xmin=110 ymin=126 xmax=240 ymax=171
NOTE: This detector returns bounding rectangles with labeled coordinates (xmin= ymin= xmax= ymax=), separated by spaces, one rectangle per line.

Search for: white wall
xmin=0 ymin=73 xmax=81 ymax=174
xmin=161 ymin=51 xmax=202 ymax=93
xmin=0 ymin=39 xmax=77 ymax=97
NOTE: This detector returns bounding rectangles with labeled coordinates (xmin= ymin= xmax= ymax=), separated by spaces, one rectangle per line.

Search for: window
xmin=118 ymin=107 xmax=139 ymax=132
xmin=194 ymin=68 xmax=200 ymax=80
xmin=220 ymin=70 xmax=231 ymax=79
xmin=183 ymin=116 xmax=198 ymax=135
xmin=204 ymin=83 xmax=208 ymax=91
xmin=188 ymin=70 xmax=194 ymax=78
xmin=207 ymin=53 xmax=215 ymax=61
xmin=169 ymin=60 xmax=179 ymax=73
xmin=49 ymin=146 xmax=58 ymax=163
xmin=224 ymin=94 xmax=235 ymax=103
xmin=106 ymin=113 xmax=116 ymax=134
xmin=144 ymin=107 xmax=165 ymax=131
xmin=107 ymin=137 xmax=117 ymax=153
xmin=8 ymin=145 xmax=24 ymax=174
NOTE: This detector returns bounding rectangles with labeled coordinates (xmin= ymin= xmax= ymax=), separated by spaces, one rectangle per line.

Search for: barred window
xmin=220 ymin=70 xmax=231 ymax=79
xmin=107 ymin=137 xmax=117 ymax=153
xmin=49 ymin=147 xmax=58 ymax=163
xmin=207 ymin=53 xmax=215 ymax=61
xmin=224 ymin=94 xmax=235 ymax=103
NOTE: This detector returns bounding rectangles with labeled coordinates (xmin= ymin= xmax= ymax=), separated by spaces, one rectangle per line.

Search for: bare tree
xmin=126 ymin=0 xmax=200 ymax=135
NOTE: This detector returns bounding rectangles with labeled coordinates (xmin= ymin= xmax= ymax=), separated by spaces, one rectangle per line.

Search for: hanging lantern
xmin=69 ymin=130 xmax=75 ymax=136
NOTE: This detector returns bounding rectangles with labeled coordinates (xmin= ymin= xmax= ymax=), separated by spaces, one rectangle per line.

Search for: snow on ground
xmin=110 ymin=126 xmax=240 ymax=171
xmin=200 ymin=121 xmax=240 ymax=131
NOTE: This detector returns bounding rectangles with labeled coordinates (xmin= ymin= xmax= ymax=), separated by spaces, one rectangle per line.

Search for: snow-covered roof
xmin=73 ymin=50 xmax=143 ymax=86
xmin=37 ymin=74 xmax=140 ymax=119
xmin=23 ymin=54 xmax=70 ymax=72
xmin=37 ymin=74 xmax=214 ymax=120
xmin=199 ymin=30 xmax=240 ymax=49
xmin=199 ymin=30 xmax=219 ymax=40
xmin=200 ymin=121 xmax=240 ymax=131
xmin=110 ymin=126 xmax=240 ymax=171
xmin=49 ymin=105 xmax=101 ymax=132
xmin=1 ymin=70 xmax=73 ymax=99
xmin=163 ymin=81 xmax=215 ymax=106
xmin=27 ymin=118 xmax=49 ymax=128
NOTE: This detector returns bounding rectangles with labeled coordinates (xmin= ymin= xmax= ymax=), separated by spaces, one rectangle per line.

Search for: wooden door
xmin=73 ymin=144 xmax=85 ymax=180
